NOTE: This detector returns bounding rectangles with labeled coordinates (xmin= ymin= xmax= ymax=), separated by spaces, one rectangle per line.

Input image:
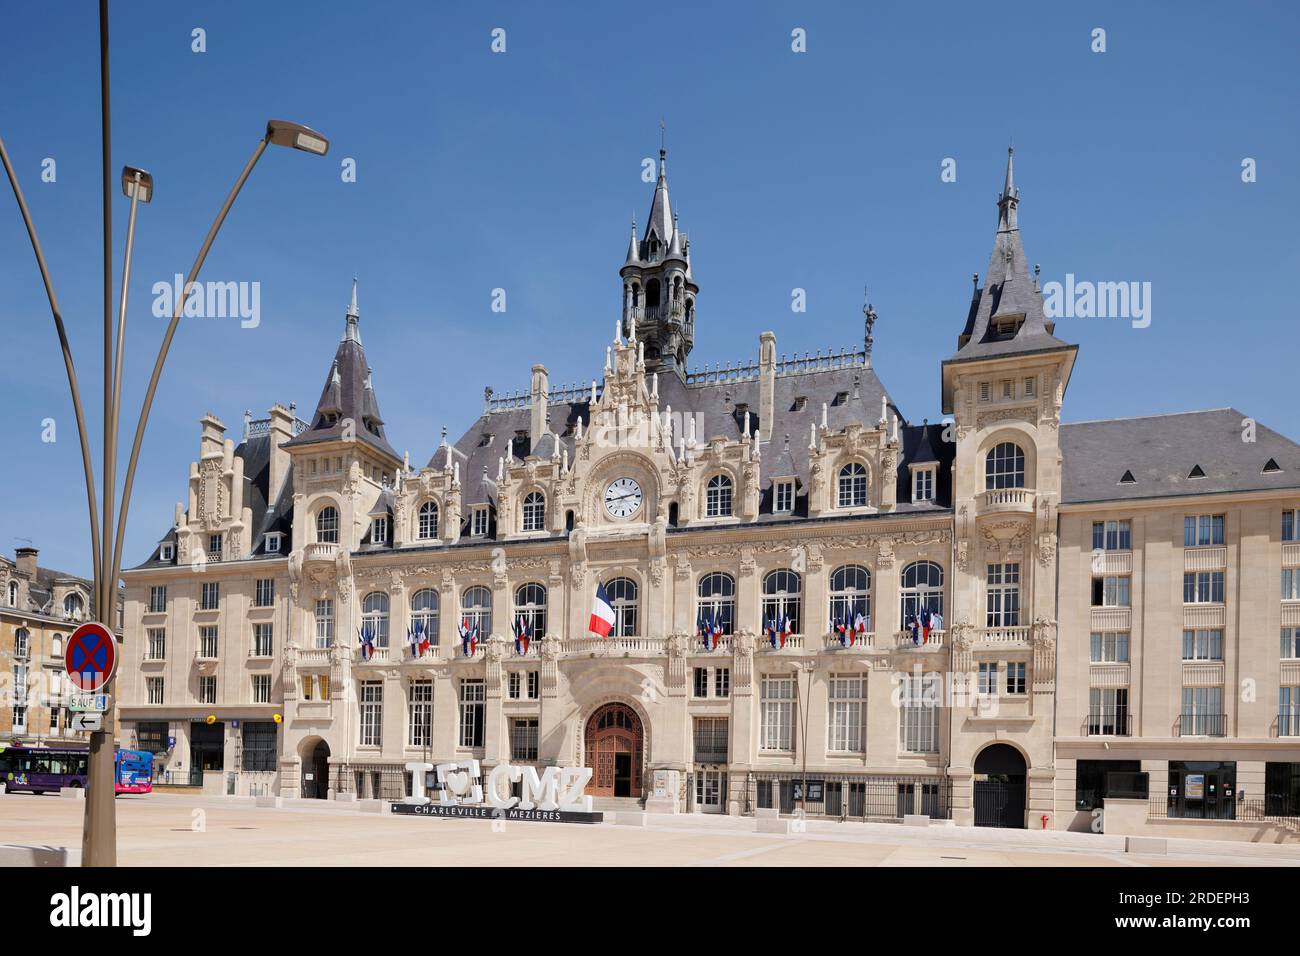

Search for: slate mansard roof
xmin=1060 ymin=408 xmax=1300 ymax=505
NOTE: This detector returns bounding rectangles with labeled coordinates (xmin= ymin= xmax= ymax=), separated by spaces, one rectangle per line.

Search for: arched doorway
xmin=973 ymin=743 xmax=1027 ymax=828
xmin=300 ymin=738 xmax=330 ymax=799
xmin=584 ymin=703 xmax=643 ymax=798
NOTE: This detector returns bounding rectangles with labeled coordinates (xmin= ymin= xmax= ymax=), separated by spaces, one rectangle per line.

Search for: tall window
xmin=1183 ymin=571 xmax=1225 ymax=604
xmin=829 ymin=565 xmax=871 ymax=630
xmin=63 ymin=593 xmax=84 ymax=619
xmin=1089 ymin=688 xmax=1130 ymax=735
xmin=978 ymin=662 xmax=998 ymax=695
xmin=774 ymin=479 xmax=794 ymax=513
xmin=417 ymin=500 xmax=439 ymax=539
xmin=254 ymin=578 xmax=274 ymax=607
xmin=370 ymin=516 xmax=389 ymax=545
xmin=252 ymin=674 xmax=272 ymax=704
xmin=13 ymin=628 xmax=28 ymax=658
xmin=199 ymin=626 xmax=219 ymax=659
xmin=461 ymin=586 xmax=492 ymax=636
xmin=148 ymin=585 xmax=167 ymax=613
xmin=1090 ymin=631 xmax=1129 ymax=663
xmin=511 ymin=718 xmax=539 ymax=761
xmin=146 ymin=627 xmax=166 ymax=661
xmin=606 ymin=577 xmax=639 ymax=637
xmin=705 ymin=474 xmax=733 ymax=518
xmin=837 ymin=462 xmax=868 ymax=508
xmin=900 ymin=561 xmax=944 ymax=628
xmin=459 ymin=679 xmax=486 ymax=748
xmin=827 ymin=674 xmax=866 ymax=752
xmin=198 ymin=675 xmax=217 ymax=704
xmin=899 ymin=674 xmax=940 ymax=753
xmin=1281 ymin=687 xmax=1300 ymax=737
xmin=253 ymin=623 xmax=274 ymax=658
xmin=1092 ymin=520 xmax=1132 ymax=551
xmin=1091 ymin=575 xmax=1131 ymax=607
xmin=146 ymin=676 xmax=164 ymax=705
xmin=1006 ymin=661 xmax=1027 ymax=695
xmin=6 ymin=580 xmax=16 ymax=607
xmin=1182 ymin=628 xmax=1223 ymax=661
xmin=693 ymin=717 xmax=729 ymax=762
xmin=314 ymin=598 xmax=334 ymax=648
xmin=697 ymin=572 xmax=736 ymax=634
xmin=761 ymin=570 xmax=802 ymax=634
xmin=1285 ymin=569 xmax=1300 ymax=601
xmin=759 ymin=675 xmax=794 ymax=751
xmin=361 ymin=591 xmax=391 ymax=647
xmin=200 ymin=581 xmax=220 ymax=610
xmin=408 ymin=680 xmax=433 ymax=747
xmin=1180 ymin=687 xmax=1224 ymax=736
xmin=359 ymin=681 xmax=383 ymax=746
xmin=514 ymin=583 xmax=548 ymax=638
xmin=316 ymin=506 xmax=339 ymax=544
xmin=471 ymin=506 xmax=489 ymax=537
xmin=1283 ymin=627 xmax=1300 ymax=660
xmin=410 ymin=588 xmax=439 ymax=646
xmin=986 ymin=562 xmax=1021 ymax=627
xmin=1184 ymin=514 xmax=1224 ymax=547
xmin=985 ymin=442 xmax=1026 ymax=490
xmin=207 ymin=534 xmax=223 ymax=560
xmin=912 ymin=467 xmax=935 ymax=503
xmin=522 ymin=492 xmax=546 ymax=532
xmin=241 ymin=722 xmax=277 ymax=771
xmin=1284 ymin=509 xmax=1299 ymax=542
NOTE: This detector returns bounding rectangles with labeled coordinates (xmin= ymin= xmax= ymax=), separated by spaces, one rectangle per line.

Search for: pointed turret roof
xmin=285 ymin=280 xmax=400 ymax=463
xmin=644 ymin=147 xmax=674 ymax=246
xmin=949 ymin=148 xmax=1073 ymax=364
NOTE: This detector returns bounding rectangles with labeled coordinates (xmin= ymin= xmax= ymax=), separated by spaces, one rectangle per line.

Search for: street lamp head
xmin=266 ymin=120 xmax=329 ymax=156
xmin=120 ymin=166 xmax=153 ymax=203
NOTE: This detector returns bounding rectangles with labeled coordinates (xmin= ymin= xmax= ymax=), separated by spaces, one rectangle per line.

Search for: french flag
xmin=358 ymin=625 xmax=375 ymax=661
xmin=853 ymin=610 xmax=868 ymax=641
xmin=589 ymin=581 xmax=616 ymax=638
xmin=907 ymin=613 xmax=921 ymax=646
xmin=920 ymin=607 xmax=933 ymax=644
xmin=514 ymin=615 xmax=531 ymax=656
xmin=712 ymin=616 xmax=724 ymax=645
xmin=459 ymin=618 xmax=478 ymax=657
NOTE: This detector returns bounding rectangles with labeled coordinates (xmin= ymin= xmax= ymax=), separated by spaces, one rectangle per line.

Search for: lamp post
xmin=795 ymin=659 xmax=815 ymax=818
xmin=1 ymin=1 xmax=328 ymax=866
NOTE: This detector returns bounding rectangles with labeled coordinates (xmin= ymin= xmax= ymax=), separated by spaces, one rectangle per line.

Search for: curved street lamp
xmin=0 ymin=1 xmax=329 ymax=866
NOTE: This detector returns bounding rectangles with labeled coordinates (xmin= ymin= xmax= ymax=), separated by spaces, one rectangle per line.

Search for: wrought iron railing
xmin=746 ymin=772 xmax=951 ymax=821
xmin=1178 ymin=712 xmax=1226 ymax=736
xmin=1085 ymin=710 xmax=1132 ymax=736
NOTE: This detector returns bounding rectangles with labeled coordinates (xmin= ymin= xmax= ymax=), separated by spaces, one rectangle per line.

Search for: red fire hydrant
xmin=1040 ymin=814 xmax=1050 ymax=830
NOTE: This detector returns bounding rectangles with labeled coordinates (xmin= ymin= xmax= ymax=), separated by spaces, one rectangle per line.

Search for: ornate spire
xmin=344 ymin=276 xmax=361 ymax=343
xmin=997 ymin=146 xmax=1018 ymax=231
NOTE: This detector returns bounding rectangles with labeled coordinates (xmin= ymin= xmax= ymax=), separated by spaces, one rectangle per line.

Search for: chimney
xmin=199 ymin=413 xmax=226 ymax=460
xmin=758 ymin=331 xmax=777 ymax=441
xmin=14 ymin=546 xmax=38 ymax=578
xmin=530 ymin=364 xmax=549 ymax=444
xmin=266 ymin=403 xmax=296 ymax=505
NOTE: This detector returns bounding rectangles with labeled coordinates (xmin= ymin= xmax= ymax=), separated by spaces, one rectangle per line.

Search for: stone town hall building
xmin=118 ymin=148 xmax=1300 ymax=832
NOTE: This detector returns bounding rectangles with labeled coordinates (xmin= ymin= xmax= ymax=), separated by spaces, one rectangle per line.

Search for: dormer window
xmin=993 ymin=314 xmax=1024 ymax=339
xmin=160 ymin=543 xmax=175 ymax=562
xmin=774 ymin=479 xmax=795 ymax=514
xmin=912 ymin=466 xmax=936 ymax=503
xmin=207 ymin=534 xmax=223 ymax=561
xmin=477 ymin=433 xmax=493 ymax=448
xmin=371 ymin=516 xmax=389 ymax=546
xmin=265 ymin=533 xmax=283 ymax=554
xmin=792 ymin=396 xmax=807 ymax=412
xmin=832 ymin=392 xmax=849 ymax=407
xmin=471 ymin=506 xmax=489 ymax=538
xmin=1263 ymin=458 xmax=1281 ymax=474
xmin=1188 ymin=465 xmax=1206 ymax=479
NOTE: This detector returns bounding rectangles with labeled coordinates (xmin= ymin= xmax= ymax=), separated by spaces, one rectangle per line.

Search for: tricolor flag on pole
xmin=589 ymin=581 xmax=616 ymax=638
xmin=853 ymin=609 xmax=868 ymax=642
xmin=920 ymin=607 xmax=933 ymax=644
xmin=458 ymin=618 xmax=479 ymax=657
xmin=513 ymin=615 xmax=531 ymax=656
xmin=407 ymin=621 xmax=429 ymax=659
xmin=907 ymin=613 xmax=921 ymax=646
xmin=358 ymin=624 xmax=375 ymax=661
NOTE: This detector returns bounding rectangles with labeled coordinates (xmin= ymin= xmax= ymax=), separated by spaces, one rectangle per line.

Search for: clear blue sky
xmin=2 ymin=0 xmax=1297 ymax=578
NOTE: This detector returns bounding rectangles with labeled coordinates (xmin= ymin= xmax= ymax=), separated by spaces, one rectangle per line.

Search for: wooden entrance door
xmin=585 ymin=703 xmax=643 ymax=797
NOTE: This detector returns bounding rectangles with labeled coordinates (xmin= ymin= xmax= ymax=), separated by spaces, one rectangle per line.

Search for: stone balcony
xmin=302 ymin=542 xmax=340 ymax=564
xmin=977 ymin=487 xmax=1035 ymax=515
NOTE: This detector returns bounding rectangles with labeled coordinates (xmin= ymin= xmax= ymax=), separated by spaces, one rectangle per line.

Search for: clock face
xmin=604 ymin=477 xmax=643 ymax=519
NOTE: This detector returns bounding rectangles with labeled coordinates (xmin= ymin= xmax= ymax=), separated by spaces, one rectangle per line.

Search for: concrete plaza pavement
xmin=1 ymin=793 xmax=1297 ymax=866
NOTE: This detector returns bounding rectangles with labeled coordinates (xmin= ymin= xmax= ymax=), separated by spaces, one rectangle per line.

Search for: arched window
xmin=361 ymin=591 xmax=390 ymax=647
xmin=7 ymin=580 xmax=16 ymax=606
xmin=838 ymin=462 xmax=869 ymax=508
xmin=316 ymin=505 xmax=339 ymax=544
xmin=646 ymin=277 xmax=661 ymax=307
xmin=410 ymin=588 xmax=439 ymax=646
xmin=51 ymin=633 xmax=62 ymax=657
xmin=514 ymin=583 xmax=548 ymax=637
xmin=461 ymin=586 xmax=492 ymax=636
xmin=522 ymin=492 xmax=546 ymax=532
xmin=605 ymin=577 xmax=639 ymax=637
xmin=985 ymin=442 xmax=1026 ymax=490
xmin=705 ymin=474 xmax=733 ymax=518
xmin=417 ymin=500 xmax=439 ymax=540
xmin=14 ymin=628 xmax=29 ymax=658
xmin=900 ymin=561 xmax=945 ymax=628
xmin=63 ymin=593 xmax=84 ymax=620
xmin=697 ymin=572 xmax=736 ymax=634
xmin=762 ymin=570 xmax=802 ymax=635
xmin=829 ymin=565 xmax=872 ymax=629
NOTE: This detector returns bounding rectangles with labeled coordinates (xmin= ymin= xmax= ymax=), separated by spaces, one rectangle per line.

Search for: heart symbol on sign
xmin=445 ymin=771 xmax=470 ymax=796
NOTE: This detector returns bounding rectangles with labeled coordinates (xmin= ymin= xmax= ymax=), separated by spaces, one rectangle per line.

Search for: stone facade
xmin=116 ymin=149 xmax=1300 ymax=834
